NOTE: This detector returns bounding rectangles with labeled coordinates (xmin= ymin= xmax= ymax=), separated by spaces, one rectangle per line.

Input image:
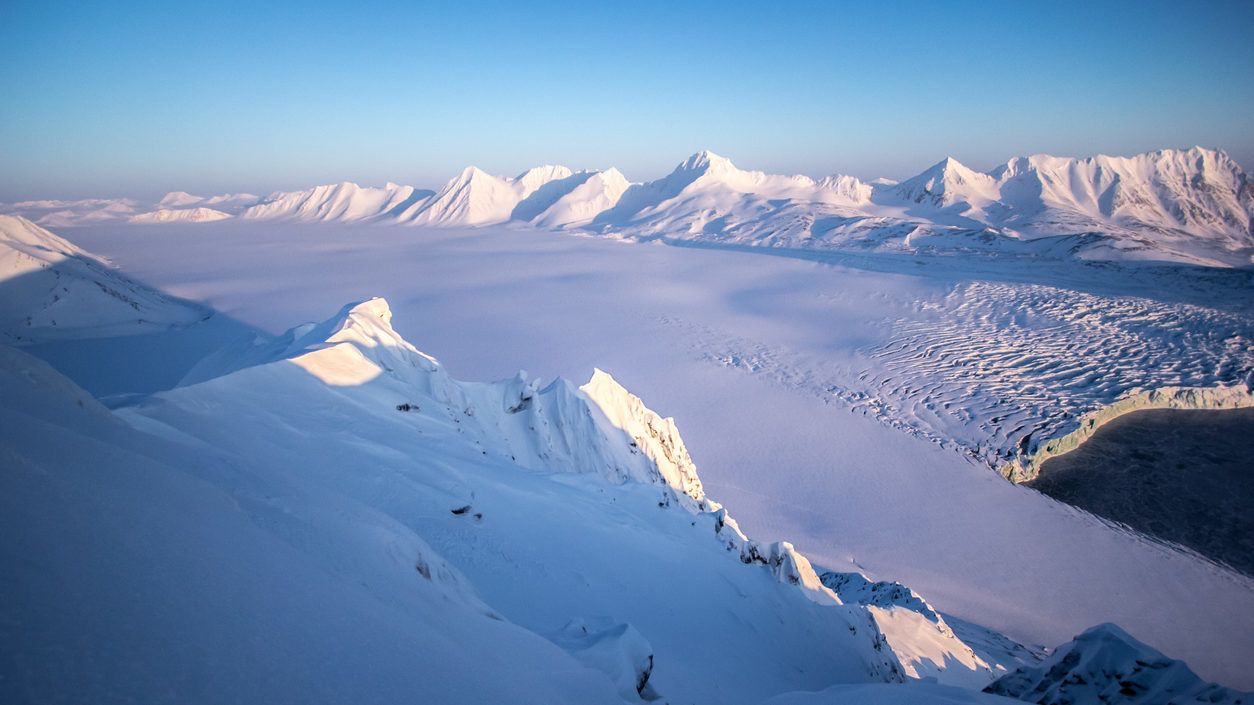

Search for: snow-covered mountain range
xmin=5 ymin=147 xmax=1251 ymax=267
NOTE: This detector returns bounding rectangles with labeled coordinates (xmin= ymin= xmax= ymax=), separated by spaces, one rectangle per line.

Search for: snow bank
xmin=548 ymin=618 xmax=655 ymax=699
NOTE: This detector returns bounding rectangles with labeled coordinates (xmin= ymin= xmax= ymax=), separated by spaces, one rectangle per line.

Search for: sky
xmin=2 ymin=0 xmax=1253 ymax=200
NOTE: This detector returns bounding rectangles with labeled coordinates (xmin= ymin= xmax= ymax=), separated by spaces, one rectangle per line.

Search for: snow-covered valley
xmin=2 ymin=205 xmax=1254 ymax=697
xmin=2 ymin=198 xmax=1252 ymax=702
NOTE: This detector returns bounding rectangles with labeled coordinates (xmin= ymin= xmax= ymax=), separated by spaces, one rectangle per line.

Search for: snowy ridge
xmin=107 ymin=297 xmax=949 ymax=699
xmin=0 ymin=215 xmax=205 ymax=343
xmin=159 ymin=191 xmax=259 ymax=213
xmin=395 ymin=165 xmax=588 ymax=226
xmin=242 ymin=181 xmax=427 ymax=222
xmin=819 ymin=572 xmax=1012 ymax=688
xmin=1 ymin=197 xmax=140 ymax=227
xmin=8 ymin=147 xmax=1251 ymax=265
xmin=224 ymin=146 xmax=1249 ymax=266
xmin=129 ymin=207 xmax=232 ymax=223
xmin=125 ymin=296 xmax=1069 ymax=694
xmin=892 ymin=157 xmax=1002 ymax=213
xmin=586 ymin=148 xmax=1253 ymax=267
xmin=533 ymin=168 xmax=631 ymax=228
xmin=0 ymin=344 xmax=632 ymax=705
xmin=266 ymin=298 xmax=712 ymax=498
xmin=984 ymin=624 xmax=1252 ymax=704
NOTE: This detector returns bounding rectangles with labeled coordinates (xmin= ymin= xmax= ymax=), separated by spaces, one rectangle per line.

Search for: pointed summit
xmin=894 ymin=156 xmax=1000 ymax=209
xmin=674 ymin=150 xmax=735 ymax=174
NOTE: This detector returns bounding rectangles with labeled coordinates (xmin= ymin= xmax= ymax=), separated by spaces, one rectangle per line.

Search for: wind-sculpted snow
xmin=547 ymin=618 xmax=657 ymax=699
xmin=984 ymin=624 xmax=1252 ymax=705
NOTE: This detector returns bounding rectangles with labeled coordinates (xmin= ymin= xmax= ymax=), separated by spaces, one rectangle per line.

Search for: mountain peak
xmin=515 ymin=165 xmax=575 ymax=196
xmin=454 ymin=165 xmax=492 ymax=182
xmin=675 ymin=150 xmax=735 ymax=174
xmin=158 ymin=191 xmax=204 ymax=208
xmin=932 ymin=156 xmax=978 ymax=176
xmin=895 ymin=156 xmax=999 ymax=208
xmin=345 ymin=296 xmax=393 ymax=326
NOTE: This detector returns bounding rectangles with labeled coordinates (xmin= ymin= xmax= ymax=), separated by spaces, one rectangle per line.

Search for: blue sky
xmin=2 ymin=0 xmax=1252 ymax=200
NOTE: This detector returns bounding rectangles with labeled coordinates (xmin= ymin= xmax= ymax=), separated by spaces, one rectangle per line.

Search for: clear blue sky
xmin=2 ymin=0 xmax=1252 ymax=200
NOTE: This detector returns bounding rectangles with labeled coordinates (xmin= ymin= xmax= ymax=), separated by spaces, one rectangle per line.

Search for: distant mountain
xmin=1 ymin=197 xmax=140 ymax=227
xmin=130 ymin=207 xmax=232 ymax=224
xmin=395 ymin=165 xmax=578 ymax=226
xmin=531 ymin=168 xmax=632 ymax=229
xmin=576 ymin=148 xmax=1252 ymax=267
xmin=158 ymin=191 xmax=259 ymax=214
xmin=6 ymin=147 xmax=1251 ymax=266
xmin=893 ymin=157 xmax=1001 ymax=210
xmin=242 ymin=182 xmax=428 ymax=222
xmin=0 ymin=192 xmax=258 ymax=226
xmin=157 ymin=191 xmax=205 ymax=208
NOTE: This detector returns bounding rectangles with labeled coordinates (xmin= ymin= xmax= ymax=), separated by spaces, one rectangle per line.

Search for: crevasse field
xmin=34 ymin=216 xmax=1254 ymax=693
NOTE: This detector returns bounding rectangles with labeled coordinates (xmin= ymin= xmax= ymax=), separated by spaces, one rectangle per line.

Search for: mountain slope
xmin=0 ymin=215 xmax=205 ymax=343
xmin=103 ymin=297 xmax=1054 ymax=702
xmin=0 ymin=344 xmax=629 ymax=705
